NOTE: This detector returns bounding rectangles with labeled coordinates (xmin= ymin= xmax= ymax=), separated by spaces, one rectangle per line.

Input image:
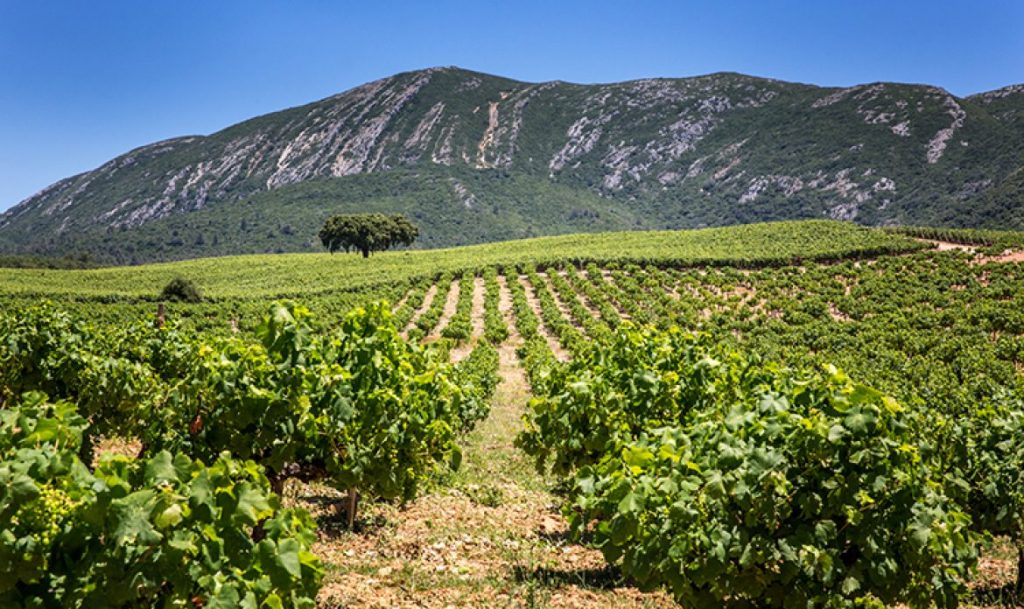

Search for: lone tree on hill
xmin=318 ymin=213 xmax=419 ymax=258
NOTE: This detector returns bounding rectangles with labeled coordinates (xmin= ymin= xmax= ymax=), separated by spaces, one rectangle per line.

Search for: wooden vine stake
xmin=347 ymin=489 xmax=359 ymax=530
xmin=156 ymin=303 xmax=166 ymax=328
xmin=269 ymin=476 xmax=284 ymax=498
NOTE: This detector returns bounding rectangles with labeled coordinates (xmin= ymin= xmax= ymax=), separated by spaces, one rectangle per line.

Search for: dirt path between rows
xmin=648 ymin=270 xmax=683 ymax=301
xmin=391 ymin=289 xmax=411 ymax=314
xmin=987 ymin=251 xmax=1024 ymax=264
xmin=496 ymin=275 xmax=523 ymax=352
xmin=451 ymin=277 xmax=487 ymax=363
xmin=427 ymin=280 xmax=461 ymax=341
xmin=310 ymin=273 xmax=674 ymax=609
xmin=540 ymin=272 xmax=587 ymax=333
xmin=916 ymin=238 xmax=1024 ymax=265
xmin=580 ymin=270 xmax=631 ymax=322
xmin=916 ymin=238 xmax=977 ymax=253
xmin=559 ymin=270 xmax=611 ymax=322
xmin=401 ymin=283 xmax=438 ymax=339
xmin=518 ymin=275 xmax=571 ymax=362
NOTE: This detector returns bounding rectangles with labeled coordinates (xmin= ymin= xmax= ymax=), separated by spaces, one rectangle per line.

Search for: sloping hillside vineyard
xmin=2 ymin=221 xmax=1024 ymax=607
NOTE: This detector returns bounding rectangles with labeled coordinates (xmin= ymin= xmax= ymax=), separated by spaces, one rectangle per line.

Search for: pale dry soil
xmin=451 ymin=276 xmax=487 ymax=363
xmin=291 ymin=398 xmax=1016 ymax=608
xmin=917 ymin=238 xmax=978 ymax=253
xmin=917 ymin=238 xmax=1024 ymax=264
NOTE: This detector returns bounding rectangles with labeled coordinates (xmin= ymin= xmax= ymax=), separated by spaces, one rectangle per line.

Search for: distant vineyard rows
xmin=2 ymin=224 xmax=1024 ymax=606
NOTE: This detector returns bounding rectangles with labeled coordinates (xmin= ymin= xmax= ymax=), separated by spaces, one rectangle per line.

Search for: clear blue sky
xmin=2 ymin=0 xmax=1022 ymax=211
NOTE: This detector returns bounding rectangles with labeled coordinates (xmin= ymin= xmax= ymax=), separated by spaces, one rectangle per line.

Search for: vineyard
xmin=2 ymin=220 xmax=1024 ymax=607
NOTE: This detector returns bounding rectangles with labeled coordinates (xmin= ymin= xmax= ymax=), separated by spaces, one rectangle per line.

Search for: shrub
xmin=160 ymin=277 xmax=203 ymax=302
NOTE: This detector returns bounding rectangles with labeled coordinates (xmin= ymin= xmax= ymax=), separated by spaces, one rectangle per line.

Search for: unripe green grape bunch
xmin=13 ymin=484 xmax=79 ymax=560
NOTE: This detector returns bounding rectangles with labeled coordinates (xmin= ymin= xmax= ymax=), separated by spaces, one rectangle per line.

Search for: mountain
xmin=2 ymin=67 xmax=1022 ymax=263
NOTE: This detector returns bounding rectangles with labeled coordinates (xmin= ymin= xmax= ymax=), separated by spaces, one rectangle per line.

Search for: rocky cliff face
xmin=2 ymin=67 xmax=1022 ymax=262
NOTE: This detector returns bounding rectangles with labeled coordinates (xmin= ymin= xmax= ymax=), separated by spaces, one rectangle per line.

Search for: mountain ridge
xmin=2 ymin=66 xmax=1022 ymax=263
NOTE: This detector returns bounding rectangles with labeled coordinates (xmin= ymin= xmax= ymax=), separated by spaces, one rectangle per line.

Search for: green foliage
xmin=505 ymin=245 xmax=1024 ymax=604
xmin=524 ymin=266 xmax=586 ymax=355
xmin=518 ymin=327 xmax=769 ymax=476
xmin=0 ymin=221 xmax=923 ymax=301
xmin=505 ymin=268 xmax=539 ymax=342
xmin=141 ymin=302 xmax=479 ymax=500
xmin=944 ymin=395 xmax=1024 ymax=538
xmin=451 ymin=342 xmax=501 ymax=431
xmin=160 ymin=276 xmax=203 ymax=302
xmin=547 ymin=266 xmax=613 ymax=341
xmin=4 ymin=222 xmax=1024 ymax=604
xmin=3 ymin=165 xmax=640 ymax=264
xmin=414 ymin=272 xmax=455 ymax=336
xmin=481 ymin=267 xmax=509 ymax=344
xmin=0 ymin=305 xmax=168 ymax=450
xmin=520 ymin=323 xmax=981 ymax=607
xmin=0 ymin=392 xmax=322 ymax=608
xmin=319 ymin=213 xmax=418 ymax=257
xmin=570 ymin=369 xmax=976 ymax=608
xmin=565 ymin=265 xmax=621 ymax=330
xmin=591 ymin=263 xmax=655 ymax=326
xmin=0 ymin=301 xmax=496 ymax=502
xmin=887 ymin=225 xmax=1024 ymax=255
xmin=518 ymin=337 xmax=559 ymax=395
xmin=0 ymin=253 xmax=96 ymax=269
xmin=441 ymin=271 xmax=475 ymax=341
xmin=392 ymin=277 xmax=432 ymax=329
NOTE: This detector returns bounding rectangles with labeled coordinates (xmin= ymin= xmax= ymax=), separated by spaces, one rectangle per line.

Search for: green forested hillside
xmin=25 ymin=168 xmax=643 ymax=264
